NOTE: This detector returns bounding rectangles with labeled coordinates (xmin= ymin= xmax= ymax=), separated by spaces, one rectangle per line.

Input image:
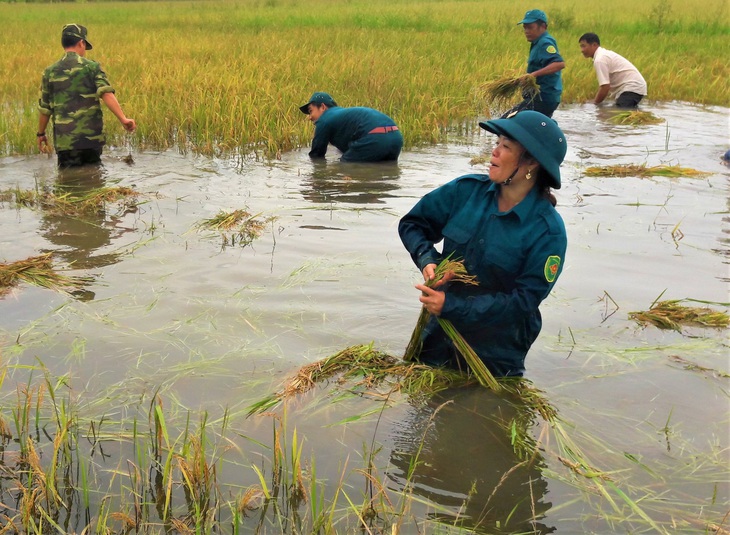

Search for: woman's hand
xmin=421 ymin=263 xmax=454 ymax=287
xmin=416 ymin=283 xmax=446 ymax=316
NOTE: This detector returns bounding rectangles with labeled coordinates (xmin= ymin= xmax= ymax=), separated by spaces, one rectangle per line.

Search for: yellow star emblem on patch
xmin=546 ymin=45 xmax=557 ymax=54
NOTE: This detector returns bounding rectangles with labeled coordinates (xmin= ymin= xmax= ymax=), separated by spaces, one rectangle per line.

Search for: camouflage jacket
xmin=38 ymin=52 xmax=115 ymax=152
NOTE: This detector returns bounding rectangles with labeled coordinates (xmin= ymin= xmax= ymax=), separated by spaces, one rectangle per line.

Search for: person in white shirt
xmin=579 ymin=32 xmax=647 ymax=108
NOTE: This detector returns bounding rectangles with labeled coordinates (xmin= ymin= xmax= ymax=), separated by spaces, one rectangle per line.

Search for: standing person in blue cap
xmin=299 ymin=92 xmax=403 ymax=162
xmin=504 ymin=9 xmax=565 ymax=119
xmin=399 ymin=111 xmax=568 ymax=377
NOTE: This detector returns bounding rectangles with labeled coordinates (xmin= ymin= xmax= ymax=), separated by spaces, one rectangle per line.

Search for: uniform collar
xmin=488 ymin=181 xmax=541 ymax=221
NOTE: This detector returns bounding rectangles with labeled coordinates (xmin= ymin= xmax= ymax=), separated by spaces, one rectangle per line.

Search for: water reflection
xmin=300 ymin=160 xmax=401 ymax=204
xmin=39 ymin=165 xmax=134 ymax=301
xmin=387 ymin=387 xmax=554 ymax=534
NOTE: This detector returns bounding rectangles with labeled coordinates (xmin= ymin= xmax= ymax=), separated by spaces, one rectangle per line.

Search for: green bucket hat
xmin=299 ymin=92 xmax=338 ymax=114
xmin=479 ymin=111 xmax=567 ymax=189
xmin=62 ymin=23 xmax=93 ymax=50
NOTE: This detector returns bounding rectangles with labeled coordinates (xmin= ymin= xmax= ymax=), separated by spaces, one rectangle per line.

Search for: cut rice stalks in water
xmin=246 ymin=343 xmax=473 ymax=415
xmin=583 ymin=164 xmax=709 ymax=178
xmin=608 ymin=110 xmax=664 ymax=125
xmin=476 ymin=74 xmax=540 ymax=117
xmin=195 ymin=209 xmax=273 ymax=247
xmin=0 ymin=185 xmax=139 ymax=216
xmin=629 ymin=299 xmax=729 ymax=331
xmin=403 ymin=257 xmax=501 ymax=392
xmin=0 ymin=253 xmax=92 ymax=296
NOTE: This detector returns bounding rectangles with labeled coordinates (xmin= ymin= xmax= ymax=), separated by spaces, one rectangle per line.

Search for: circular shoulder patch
xmin=546 ymin=45 xmax=557 ymax=54
xmin=544 ymin=255 xmax=561 ymax=283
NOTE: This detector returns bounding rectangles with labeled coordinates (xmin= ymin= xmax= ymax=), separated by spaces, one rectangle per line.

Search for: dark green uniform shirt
xmin=399 ymin=175 xmax=567 ymax=376
xmin=527 ymin=32 xmax=564 ymax=104
xmin=38 ymin=52 xmax=115 ymax=152
xmin=310 ymin=106 xmax=399 ymax=160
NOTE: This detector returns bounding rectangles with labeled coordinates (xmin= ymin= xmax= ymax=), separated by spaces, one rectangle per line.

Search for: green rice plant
xmin=608 ymin=110 xmax=665 ymax=125
xmin=583 ymin=163 xmax=709 ymax=178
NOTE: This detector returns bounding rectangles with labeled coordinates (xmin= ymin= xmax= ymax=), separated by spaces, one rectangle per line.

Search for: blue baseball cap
xmin=299 ymin=92 xmax=338 ymax=114
xmin=479 ymin=111 xmax=567 ymax=189
xmin=517 ymin=9 xmax=548 ymax=25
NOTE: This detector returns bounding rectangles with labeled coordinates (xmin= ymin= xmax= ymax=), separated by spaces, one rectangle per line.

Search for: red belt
xmin=368 ymin=125 xmax=399 ymax=134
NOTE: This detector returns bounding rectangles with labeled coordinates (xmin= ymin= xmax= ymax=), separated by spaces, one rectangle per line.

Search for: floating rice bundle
xmin=403 ymin=257 xmax=501 ymax=392
xmin=608 ymin=110 xmax=664 ymax=125
xmin=0 ymin=253 xmax=92 ymax=297
xmin=477 ymin=74 xmax=540 ymax=117
xmin=584 ymin=164 xmax=709 ymax=178
xmin=246 ymin=343 xmax=473 ymax=415
xmin=630 ymin=299 xmax=729 ymax=331
xmin=196 ymin=209 xmax=271 ymax=246
xmin=1 ymin=186 xmax=139 ymax=216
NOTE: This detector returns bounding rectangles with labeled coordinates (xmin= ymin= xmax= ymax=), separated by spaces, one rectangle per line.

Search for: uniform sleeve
xmin=593 ymin=57 xmax=611 ymax=86
xmin=398 ymin=180 xmax=460 ymax=271
xmin=93 ymin=63 xmax=115 ymax=98
xmin=441 ymin=213 xmax=567 ymax=327
xmin=38 ymin=70 xmax=52 ymax=116
xmin=309 ymin=121 xmax=331 ymax=158
xmin=542 ymin=39 xmax=564 ymax=66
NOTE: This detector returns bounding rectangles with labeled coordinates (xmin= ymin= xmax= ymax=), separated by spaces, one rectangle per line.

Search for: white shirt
xmin=593 ymin=47 xmax=647 ymax=98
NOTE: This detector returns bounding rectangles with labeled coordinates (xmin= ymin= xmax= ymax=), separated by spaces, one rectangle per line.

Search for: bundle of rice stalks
xmin=246 ymin=343 xmax=473 ymax=415
xmin=476 ymin=74 xmax=540 ymax=117
xmin=196 ymin=209 xmax=272 ymax=247
xmin=2 ymin=186 xmax=139 ymax=216
xmin=584 ymin=164 xmax=709 ymax=178
xmin=629 ymin=300 xmax=729 ymax=331
xmin=403 ymin=257 xmax=500 ymax=392
xmin=0 ymin=253 xmax=92 ymax=297
xmin=608 ymin=110 xmax=664 ymax=125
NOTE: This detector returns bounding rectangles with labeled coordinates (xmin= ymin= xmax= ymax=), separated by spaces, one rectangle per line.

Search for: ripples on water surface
xmin=1 ymin=102 xmax=728 ymax=533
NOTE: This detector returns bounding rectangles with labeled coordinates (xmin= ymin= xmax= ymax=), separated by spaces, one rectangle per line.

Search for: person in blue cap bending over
xmin=299 ymin=92 xmax=403 ymax=162
xmin=399 ymin=111 xmax=568 ymax=377
xmin=503 ymin=9 xmax=565 ymax=119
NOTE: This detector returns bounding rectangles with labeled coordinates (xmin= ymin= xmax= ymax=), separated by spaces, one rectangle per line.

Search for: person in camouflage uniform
xmin=37 ymin=24 xmax=136 ymax=168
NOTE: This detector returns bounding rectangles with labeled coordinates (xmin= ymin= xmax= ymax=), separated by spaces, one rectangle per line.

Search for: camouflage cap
xmin=62 ymin=23 xmax=93 ymax=50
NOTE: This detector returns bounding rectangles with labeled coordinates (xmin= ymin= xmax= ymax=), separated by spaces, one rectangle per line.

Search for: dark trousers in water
xmin=502 ymin=95 xmax=560 ymax=119
xmin=57 ymin=148 xmax=103 ymax=169
xmin=341 ymin=130 xmax=404 ymax=162
xmin=417 ymin=330 xmax=524 ymax=378
xmin=616 ymin=91 xmax=644 ymax=108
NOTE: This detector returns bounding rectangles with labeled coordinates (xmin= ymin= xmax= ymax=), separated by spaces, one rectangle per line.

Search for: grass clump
xmin=608 ymin=110 xmax=665 ymax=125
xmin=584 ymin=164 xmax=709 ymax=178
xmin=195 ymin=209 xmax=273 ymax=247
xmin=0 ymin=253 xmax=92 ymax=297
xmin=630 ymin=299 xmax=729 ymax=331
xmin=476 ymin=74 xmax=540 ymax=117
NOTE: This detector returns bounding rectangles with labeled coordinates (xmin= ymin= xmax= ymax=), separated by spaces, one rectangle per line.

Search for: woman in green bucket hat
xmin=399 ymin=110 xmax=568 ymax=377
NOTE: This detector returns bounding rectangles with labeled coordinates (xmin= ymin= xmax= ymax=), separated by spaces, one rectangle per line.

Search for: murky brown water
xmin=1 ymin=102 xmax=728 ymax=533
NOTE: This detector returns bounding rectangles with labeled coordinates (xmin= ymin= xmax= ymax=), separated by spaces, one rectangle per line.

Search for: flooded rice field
xmin=1 ymin=102 xmax=728 ymax=533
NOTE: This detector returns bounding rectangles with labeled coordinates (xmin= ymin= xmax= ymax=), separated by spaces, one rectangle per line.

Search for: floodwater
xmin=1 ymin=102 xmax=728 ymax=533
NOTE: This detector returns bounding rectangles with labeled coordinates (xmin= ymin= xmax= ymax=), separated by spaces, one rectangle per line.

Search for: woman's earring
xmin=526 ymin=169 xmax=532 ymax=180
